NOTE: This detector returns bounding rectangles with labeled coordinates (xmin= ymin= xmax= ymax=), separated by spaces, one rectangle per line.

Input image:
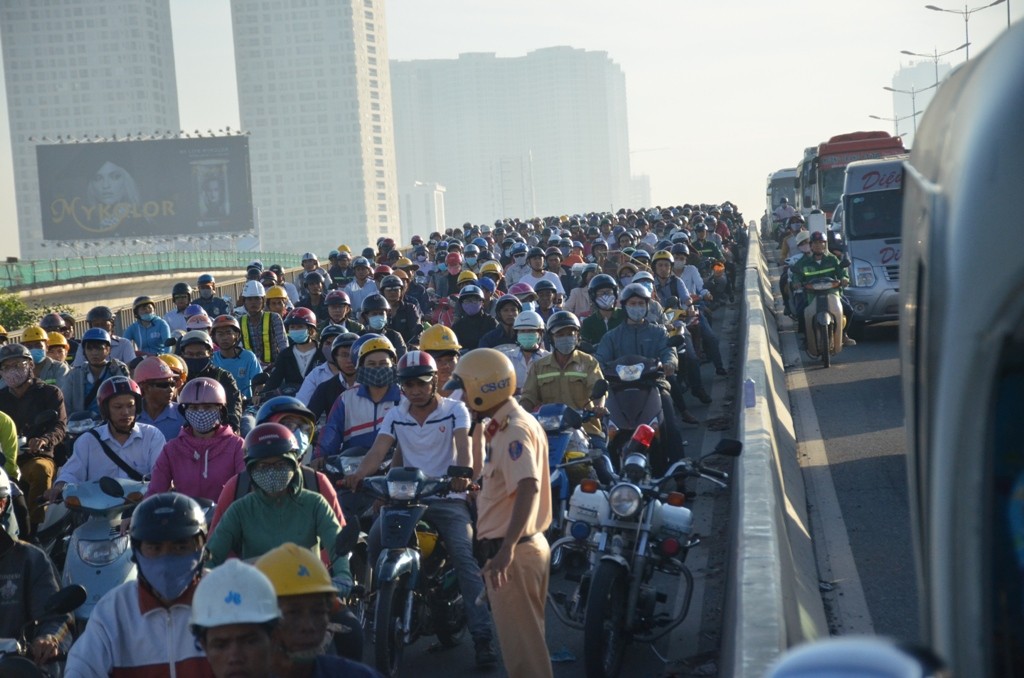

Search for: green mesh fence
xmin=0 ymin=250 xmax=303 ymax=290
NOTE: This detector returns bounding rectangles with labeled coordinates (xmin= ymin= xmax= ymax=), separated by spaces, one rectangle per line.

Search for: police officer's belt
xmin=475 ymin=533 xmax=539 ymax=562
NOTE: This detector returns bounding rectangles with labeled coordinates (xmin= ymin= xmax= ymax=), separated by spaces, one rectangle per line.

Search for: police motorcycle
xmin=0 ymin=584 xmax=86 ymax=677
xmin=533 ymin=381 xmax=608 ymax=570
xmin=802 ymin=276 xmax=844 ymax=368
xmin=60 ymin=476 xmax=148 ymax=625
xmin=358 ymin=465 xmax=474 ymax=677
xmin=557 ymin=429 xmax=742 ymax=677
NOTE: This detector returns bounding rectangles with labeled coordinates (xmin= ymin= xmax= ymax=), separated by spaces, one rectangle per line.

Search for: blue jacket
xmin=595 ymin=320 xmax=677 ymax=372
xmin=123 ymin=317 xmax=171 ymax=356
xmin=315 ymin=383 xmax=401 ymax=459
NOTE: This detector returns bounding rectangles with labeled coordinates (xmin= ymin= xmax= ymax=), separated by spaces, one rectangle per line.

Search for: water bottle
xmin=743 ymin=378 xmax=756 ymax=408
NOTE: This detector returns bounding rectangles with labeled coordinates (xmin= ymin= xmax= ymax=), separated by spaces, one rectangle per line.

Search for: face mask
xmin=251 ymin=465 xmax=295 ymax=496
xmin=183 ymin=357 xmax=210 ymax=376
xmin=638 ymin=281 xmax=655 ymax=294
xmin=357 ymin=365 xmax=395 ymax=388
xmin=293 ymin=429 xmax=310 ymax=454
xmin=520 ymin=301 xmax=537 ymax=313
xmin=416 ymin=254 xmax=426 ymax=262
xmin=185 ymin=408 xmax=220 ymax=434
xmin=199 ymin=288 xmax=214 ymax=300
xmin=139 ymin=313 xmax=156 ymax=322
xmin=288 ymin=329 xmax=310 ymax=344
xmin=560 ymin=247 xmax=570 ymax=258
xmin=465 ymin=257 xmax=477 ymax=267
xmin=447 ymin=265 xmax=460 ymax=276
xmin=136 ymin=551 xmax=202 ymax=602
xmin=514 ymin=254 xmax=526 ymax=265
xmin=595 ymin=293 xmax=616 ymax=310
xmin=553 ymin=335 xmax=578 ymax=355
xmin=619 ymin=276 xmax=633 ymax=287
xmin=29 ymin=348 xmax=46 ymax=364
xmin=367 ymin=315 xmax=387 ymax=331
xmin=1 ymin=365 xmax=31 ymax=388
xmin=626 ymin=305 xmax=648 ymax=322
xmin=798 ymin=243 xmax=811 ymax=254
xmin=517 ymin=333 xmax=540 ymax=350
xmin=672 ymin=261 xmax=686 ymax=275
xmin=461 ymin=301 xmax=482 ymax=316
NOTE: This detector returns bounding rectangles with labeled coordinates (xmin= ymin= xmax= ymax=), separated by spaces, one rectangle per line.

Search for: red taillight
xmin=660 ymin=537 xmax=681 ymax=558
xmin=579 ymin=479 xmax=599 ymax=493
xmin=631 ymin=424 xmax=655 ymax=448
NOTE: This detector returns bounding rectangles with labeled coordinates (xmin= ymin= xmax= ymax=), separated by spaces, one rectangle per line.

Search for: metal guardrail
xmin=0 ymin=250 xmax=304 ymax=290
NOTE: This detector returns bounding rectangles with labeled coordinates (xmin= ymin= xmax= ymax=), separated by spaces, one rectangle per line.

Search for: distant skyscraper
xmin=230 ymin=0 xmax=400 ymax=256
xmin=0 ymin=0 xmax=180 ymax=260
xmin=891 ymin=61 xmax=951 ymax=148
xmin=400 ymin=181 xmax=446 ymax=238
xmin=391 ymin=47 xmax=632 ymax=226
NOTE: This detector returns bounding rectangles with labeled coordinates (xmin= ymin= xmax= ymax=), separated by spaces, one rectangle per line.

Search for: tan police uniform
xmin=477 ymin=398 xmax=553 ymax=678
xmin=518 ymin=349 xmax=604 ymax=437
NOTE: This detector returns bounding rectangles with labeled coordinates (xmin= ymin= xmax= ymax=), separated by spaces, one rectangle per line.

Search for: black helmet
xmin=527 ymin=246 xmax=545 ymax=259
xmin=588 ymin=273 xmax=619 ymax=302
xmin=39 ymin=312 xmax=66 ymax=332
xmin=303 ymin=270 xmax=325 ymax=287
xmin=244 ymin=422 xmax=300 ymax=466
xmin=533 ymin=279 xmax=558 ymax=294
xmin=379 ymin=274 xmax=404 ymax=291
xmin=86 ymin=305 xmax=115 ymax=323
xmin=172 ymin=282 xmax=193 ymax=298
xmin=255 ymin=396 xmax=315 ymax=431
xmin=318 ymin=324 xmax=345 ymax=346
xmin=671 ymin=243 xmax=691 ymax=257
xmin=130 ymin=492 xmax=207 ymax=544
xmin=330 ymin=332 xmax=360 ymax=357
xmin=360 ymin=294 xmax=390 ymax=315
xmin=545 ymin=311 xmax=581 ymax=335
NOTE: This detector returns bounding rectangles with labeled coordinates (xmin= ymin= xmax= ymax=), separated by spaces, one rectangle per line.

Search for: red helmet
xmin=211 ymin=315 xmax=241 ymax=332
xmin=325 ymin=289 xmax=351 ymax=306
xmin=445 ymin=252 xmax=463 ymax=267
xmin=396 ymin=350 xmax=437 ymax=381
xmin=285 ymin=307 xmax=317 ymax=328
xmin=97 ymin=377 xmax=143 ymax=419
xmin=133 ymin=356 xmax=176 ymax=384
xmin=373 ymin=264 xmax=393 ymax=277
xmin=177 ymin=376 xmax=227 ymax=406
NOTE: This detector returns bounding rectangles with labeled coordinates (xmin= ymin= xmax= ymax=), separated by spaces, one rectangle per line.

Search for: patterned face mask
xmin=626 ymin=305 xmax=648 ymax=322
xmin=595 ymin=293 xmax=616 ymax=310
xmin=357 ymin=365 xmax=395 ymax=388
xmin=251 ymin=464 xmax=295 ymax=495
xmin=184 ymin=408 xmax=220 ymax=433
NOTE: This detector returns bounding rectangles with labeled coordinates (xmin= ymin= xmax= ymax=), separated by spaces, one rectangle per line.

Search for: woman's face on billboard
xmin=92 ymin=161 xmax=128 ymax=204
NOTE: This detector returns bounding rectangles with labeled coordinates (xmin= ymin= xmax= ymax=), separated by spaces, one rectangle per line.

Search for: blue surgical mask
xmin=461 ymin=301 xmax=482 ymax=316
xmin=136 ymin=551 xmax=202 ymax=602
xmin=626 ymin=305 xmax=648 ymax=322
xmin=553 ymin=335 xmax=578 ymax=355
xmin=139 ymin=313 xmax=156 ymax=322
xmin=288 ymin=329 xmax=310 ymax=344
xmin=521 ymin=301 xmax=537 ymax=313
xmin=29 ymin=348 xmax=46 ymax=364
xmin=517 ymin=333 xmax=540 ymax=350
xmin=514 ymin=254 xmax=526 ymax=264
xmin=293 ymin=429 xmax=310 ymax=454
xmin=465 ymin=257 xmax=477 ymax=267
xmin=368 ymin=315 xmax=387 ymax=331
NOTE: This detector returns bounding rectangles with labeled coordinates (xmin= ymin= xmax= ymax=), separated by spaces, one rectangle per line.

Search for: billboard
xmin=37 ymin=136 xmax=253 ymax=240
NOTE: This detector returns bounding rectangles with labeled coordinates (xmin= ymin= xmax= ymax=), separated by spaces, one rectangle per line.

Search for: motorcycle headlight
xmin=387 ymin=481 xmax=418 ymax=500
xmin=78 ymin=535 xmax=129 ymax=566
xmin=608 ymin=483 xmax=642 ymax=518
xmin=536 ymin=414 xmax=563 ymax=432
xmin=615 ymin=363 xmax=645 ymax=382
xmin=340 ymin=457 xmax=362 ymax=476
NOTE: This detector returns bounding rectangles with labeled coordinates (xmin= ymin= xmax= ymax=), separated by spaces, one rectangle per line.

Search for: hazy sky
xmin=1 ymin=0 xmax=1020 ymax=257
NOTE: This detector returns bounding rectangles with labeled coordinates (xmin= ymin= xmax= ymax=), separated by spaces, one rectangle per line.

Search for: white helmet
xmin=513 ymin=310 xmax=545 ymax=331
xmin=189 ymin=559 xmax=280 ymax=629
xmin=242 ymin=280 xmax=266 ymax=299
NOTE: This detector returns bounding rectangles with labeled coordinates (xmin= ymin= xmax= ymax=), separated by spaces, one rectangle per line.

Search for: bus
xmin=766 ymin=167 xmax=797 ymax=216
xmin=797 ymin=131 xmax=905 ymax=219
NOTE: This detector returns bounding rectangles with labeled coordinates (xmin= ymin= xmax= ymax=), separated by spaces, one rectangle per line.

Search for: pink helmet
xmin=507 ymin=281 xmax=538 ymax=301
xmin=186 ymin=314 xmax=212 ymax=331
xmin=177 ymin=377 xmax=227 ymax=406
xmin=133 ymin=356 xmax=176 ymax=384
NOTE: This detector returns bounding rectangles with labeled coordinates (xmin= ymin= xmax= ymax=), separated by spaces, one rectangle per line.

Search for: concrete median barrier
xmin=719 ymin=229 xmax=828 ymax=677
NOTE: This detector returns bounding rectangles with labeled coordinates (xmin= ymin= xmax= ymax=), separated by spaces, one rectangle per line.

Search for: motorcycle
xmin=60 ymin=476 xmax=147 ymax=625
xmin=533 ymin=380 xmax=607 ymax=570
xmin=802 ymin=277 xmax=844 ymax=368
xmin=569 ymin=430 xmax=742 ymax=677
xmin=0 ymin=584 xmax=86 ymax=677
xmin=604 ymin=355 xmax=671 ymax=473
xmin=358 ymin=466 xmax=472 ymax=677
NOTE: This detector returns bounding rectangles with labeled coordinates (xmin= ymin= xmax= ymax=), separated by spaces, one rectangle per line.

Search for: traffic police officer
xmin=445 ymin=348 xmax=552 ymax=678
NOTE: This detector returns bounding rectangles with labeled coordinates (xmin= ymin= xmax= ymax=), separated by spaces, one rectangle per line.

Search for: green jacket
xmin=206 ymin=486 xmax=349 ymax=581
xmin=581 ymin=308 xmax=624 ymax=347
xmin=793 ymin=253 xmax=848 ymax=301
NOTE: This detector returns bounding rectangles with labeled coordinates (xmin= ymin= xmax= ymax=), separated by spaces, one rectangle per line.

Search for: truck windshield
xmin=820 ymin=168 xmax=846 ymax=210
xmin=846 ymin=190 xmax=903 ymax=240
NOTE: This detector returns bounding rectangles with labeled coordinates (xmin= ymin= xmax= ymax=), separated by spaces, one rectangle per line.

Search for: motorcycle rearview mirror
xmin=98 ymin=476 xmax=125 ymax=498
xmin=250 ymin=372 xmax=269 ymax=388
xmin=44 ymin=584 xmax=88 ymax=616
xmin=164 ymin=337 xmax=178 ymax=348
xmin=34 ymin=409 xmax=59 ymax=425
xmin=708 ymin=438 xmax=743 ymax=458
xmin=663 ymin=295 xmax=681 ymax=309
xmin=591 ymin=379 xmax=607 ymax=400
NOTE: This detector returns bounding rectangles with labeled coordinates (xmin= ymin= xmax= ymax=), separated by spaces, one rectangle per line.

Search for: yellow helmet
xmin=419 ymin=324 xmax=461 ymax=353
xmin=0 ymin=325 xmax=6 ymax=335
xmin=445 ymin=348 xmax=515 ymax=412
xmin=265 ymin=285 xmax=289 ymax=300
xmin=479 ymin=261 xmax=503 ymax=278
xmin=158 ymin=353 xmax=188 ymax=386
xmin=394 ymin=257 xmax=416 ymax=270
xmin=357 ymin=335 xmax=397 ymax=366
xmin=457 ymin=270 xmax=478 ymax=286
xmin=254 ymin=542 xmax=337 ymax=597
xmin=652 ymin=250 xmax=673 ymax=264
xmin=21 ymin=326 xmax=48 ymax=343
xmin=47 ymin=331 xmax=69 ymax=348
xmin=337 ymin=244 xmax=352 ymax=254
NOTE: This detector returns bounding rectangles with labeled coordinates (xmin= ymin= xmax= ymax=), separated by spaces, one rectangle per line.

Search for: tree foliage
xmin=0 ymin=292 xmax=75 ymax=331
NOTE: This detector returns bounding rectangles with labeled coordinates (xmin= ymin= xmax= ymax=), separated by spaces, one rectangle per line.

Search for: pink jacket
xmin=147 ymin=425 xmax=246 ymax=502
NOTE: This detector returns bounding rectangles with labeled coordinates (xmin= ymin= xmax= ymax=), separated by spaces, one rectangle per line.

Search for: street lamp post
xmin=883 ymin=83 xmax=938 ymax=136
xmin=869 ymin=112 xmax=923 ymax=139
xmin=924 ymin=0 xmax=1007 ymax=60
xmin=900 ymin=43 xmax=970 ymax=84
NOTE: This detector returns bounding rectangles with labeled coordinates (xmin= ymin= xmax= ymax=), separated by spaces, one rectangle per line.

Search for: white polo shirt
xmin=379 ymin=396 xmax=469 ymax=481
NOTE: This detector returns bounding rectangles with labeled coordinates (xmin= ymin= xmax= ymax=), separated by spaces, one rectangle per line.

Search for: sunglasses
xmin=147 ymin=381 xmax=176 ymax=389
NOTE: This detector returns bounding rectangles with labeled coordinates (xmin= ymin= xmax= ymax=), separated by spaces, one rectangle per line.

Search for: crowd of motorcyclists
xmin=0 ymin=203 xmax=748 ymax=677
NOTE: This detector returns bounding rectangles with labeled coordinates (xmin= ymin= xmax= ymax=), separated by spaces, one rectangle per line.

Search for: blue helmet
xmin=511 ymin=242 xmax=528 ymax=256
xmin=81 ymin=327 xmax=111 ymax=345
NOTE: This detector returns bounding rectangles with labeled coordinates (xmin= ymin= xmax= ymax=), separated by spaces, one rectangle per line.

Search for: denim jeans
xmin=698 ymin=314 xmax=725 ymax=371
xmin=367 ymin=498 xmax=492 ymax=642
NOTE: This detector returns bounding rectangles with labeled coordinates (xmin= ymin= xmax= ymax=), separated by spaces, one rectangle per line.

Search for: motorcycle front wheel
xmin=374 ymin=577 xmax=409 ymax=677
xmin=820 ymin=323 xmax=831 ymax=368
xmin=583 ymin=560 xmax=630 ymax=677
